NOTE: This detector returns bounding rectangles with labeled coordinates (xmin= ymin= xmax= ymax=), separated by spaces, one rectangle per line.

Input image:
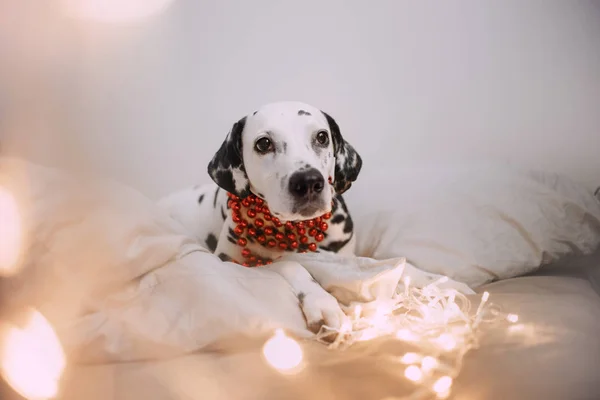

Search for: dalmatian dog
xmin=159 ymin=101 xmax=473 ymax=333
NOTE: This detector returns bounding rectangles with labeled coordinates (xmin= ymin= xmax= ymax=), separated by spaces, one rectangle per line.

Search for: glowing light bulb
xmin=421 ymin=356 xmax=438 ymax=372
xmin=262 ymin=329 xmax=303 ymax=373
xmin=404 ymin=365 xmax=423 ymax=382
xmin=436 ymin=333 xmax=457 ymax=351
xmin=396 ymin=329 xmax=418 ymax=342
xmin=506 ymin=314 xmax=519 ymax=323
xmin=1 ymin=310 xmax=66 ymax=400
xmin=432 ymin=376 xmax=453 ymax=394
xmin=400 ymin=352 xmax=420 ymax=364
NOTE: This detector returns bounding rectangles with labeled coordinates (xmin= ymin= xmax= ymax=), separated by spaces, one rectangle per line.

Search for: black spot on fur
xmin=218 ymin=253 xmax=232 ymax=262
xmin=331 ymin=214 xmax=345 ymax=224
xmin=253 ymin=110 xmax=258 ymax=116
xmin=213 ymin=187 xmax=220 ymax=207
xmin=282 ymin=142 xmax=287 ymax=153
xmin=228 ymin=227 xmax=238 ymax=239
xmin=206 ymin=234 xmax=218 ymax=252
xmin=220 ymin=206 xmax=227 ymax=220
xmin=343 ymin=216 xmax=354 ymax=234
xmin=227 ymin=236 xmax=237 ymax=245
xmin=198 ymin=194 xmax=205 ymax=204
xmin=321 ymin=233 xmax=353 ymax=253
xmin=298 ymin=109 xmax=312 ymax=116
xmin=298 ymin=292 xmax=305 ymax=305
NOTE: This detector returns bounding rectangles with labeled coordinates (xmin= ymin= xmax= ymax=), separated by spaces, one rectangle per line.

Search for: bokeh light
xmin=60 ymin=0 xmax=176 ymax=24
xmin=1 ymin=309 xmax=66 ymax=399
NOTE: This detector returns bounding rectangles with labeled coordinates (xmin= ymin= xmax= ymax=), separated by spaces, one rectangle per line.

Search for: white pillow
xmin=346 ymin=162 xmax=600 ymax=288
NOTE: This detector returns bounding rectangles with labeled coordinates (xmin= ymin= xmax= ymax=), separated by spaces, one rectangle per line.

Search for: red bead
xmin=275 ymin=233 xmax=284 ymax=241
xmin=256 ymin=260 xmax=264 ymax=266
xmin=249 ymin=256 xmax=257 ymax=262
xmin=248 ymin=227 xmax=257 ymax=236
xmin=307 ymin=220 xmax=315 ymax=228
xmin=242 ymin=262 xmax=250 ymax=267
xmin=241 ymin=220 xmax=248 ymax=227
xmin=242 ymin=198 xmax=251 ymax=207
xmin=285 ymin=222 xmax=294 ymax=230
xmin=264 ymin=227 xmax=274 ymax=235
xmin=278 ymin=242 xmax=288 ymax=250
xmin=241 ymin=248 xmax=251 ymax=258
xmin=320 ymin=222 xmax=328 ymax=231
xmin=232 ymin=213 xmax=242 ymax=223
xmin=266 ymin=260 xmax=273 ymax=265
xmin=273 ymin=217 xmax=280 ymax=224
xmin=247 ymin=209 xmax=256 ymax=218
xmin=290 ymin=241 xmax=299 ymax=249
xmin=254 ymin=206 xmax=263 ymax=213
xmin=264 ymin=214 xmax=272 ymax=221
xmin=257 ymin=235 xmax=266 ymax=243
xmin=300 ymin=236 xmax=309 ymax=244
xmin=275 ymin=220 xmax=283 ymax=228
xmin=232 ymin=202 xmax=241 ymax=211
xmin=309 ymin=228 xmax=318 ymax=237
xmin=234 ymin=226 xmax=244 ymax=235
xmin=255 ymin=219 xmax=264 ymax=228
xmin=227 ymin=200 xmax=234 ymax=208
xmin=315 ymin=233 xmax=325 ymax=242
xmin=287 ymin=233 xmax=296 ymax=241
xmin=267 ymin=239 xmax=277 ymax=247
xmin=296 ymin=221 xmax=305 ymax=228
xmin=297 ymin=228 xmax=306 ymax=236
xmin=256 ymin=197 xmax=264 ymax=205
xmin=308 ymin=243 xmax=318 ymax=252
xmin=237 ymin=238 xmax=248 ymax=246
xmin=323 ymin=212 xmax=332 ymax=220
xmin=316 ymin=217 xmax=322 ymax=224
xmin=249 ymin=196 xmax=256 ymax=203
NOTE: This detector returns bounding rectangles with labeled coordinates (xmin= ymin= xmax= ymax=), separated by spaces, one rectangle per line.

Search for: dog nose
xmin=289 ymin=169 xmax=325 ymax=198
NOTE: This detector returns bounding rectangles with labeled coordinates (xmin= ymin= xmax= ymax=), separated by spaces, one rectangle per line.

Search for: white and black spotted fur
xmin=159 ymin=101 xmax=362 ymax=332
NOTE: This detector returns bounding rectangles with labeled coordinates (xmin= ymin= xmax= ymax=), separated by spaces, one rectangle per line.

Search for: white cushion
xmin=346 ymin=162 xmax=600 ymax=287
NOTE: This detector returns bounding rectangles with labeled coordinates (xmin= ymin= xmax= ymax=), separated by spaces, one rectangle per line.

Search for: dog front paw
xmin=298 ymin=289 xmax=345 ymax=333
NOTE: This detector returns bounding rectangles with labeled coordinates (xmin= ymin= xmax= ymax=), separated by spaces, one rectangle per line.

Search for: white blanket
xmin=0 ymin=157 xmax=408 ymax=362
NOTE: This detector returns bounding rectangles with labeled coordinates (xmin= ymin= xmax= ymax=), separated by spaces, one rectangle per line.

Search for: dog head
xmin=207 ymin=101 xmax=362 ymax=221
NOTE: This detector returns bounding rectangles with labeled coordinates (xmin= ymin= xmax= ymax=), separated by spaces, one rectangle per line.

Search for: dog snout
xmin=288 ymin=168 xmax=325 ymax=199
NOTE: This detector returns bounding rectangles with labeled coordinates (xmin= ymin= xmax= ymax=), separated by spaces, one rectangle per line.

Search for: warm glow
xmin=400 ymin=352 xmax=420 ymax=364
xmin=506 ymin=314 xmax=519 ymax=323
xmin=436 ymin=333 xmax=457 ymax=351
xmin=262 ymin=329 xmax=304 ymax=373
xmin=0 ymin=187 xmax=22 ymax=276
xmin=60 ymin=0 xmax=176 ymax=24
xmin=421 ymin=356 xmax=438 ymax=372
xmin=396 ymin=329 xmax=418 ymax=342
xmin=1 ymin=310 xmax=66 ymax=399
xmin=404 ymin=365 xmax=423 ymax=382
xmin=432 ymin=376 xmax=453 ymax=394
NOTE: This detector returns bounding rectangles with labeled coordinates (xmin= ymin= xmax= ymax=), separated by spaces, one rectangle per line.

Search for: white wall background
xmin=1 ymin=0 xmax=600 ymax=198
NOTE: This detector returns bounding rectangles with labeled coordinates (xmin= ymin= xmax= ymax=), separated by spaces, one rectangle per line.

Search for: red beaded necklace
xmin=227 ymin=192 xmax=332 ymax=267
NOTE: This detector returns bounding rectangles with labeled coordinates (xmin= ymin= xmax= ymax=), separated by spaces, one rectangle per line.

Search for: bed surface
xmin=56 ymin=251 xmax=600 ymax=400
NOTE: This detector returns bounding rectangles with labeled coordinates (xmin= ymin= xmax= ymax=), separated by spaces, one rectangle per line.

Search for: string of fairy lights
xmin=262 ymin=273 xmax=518 ymax=400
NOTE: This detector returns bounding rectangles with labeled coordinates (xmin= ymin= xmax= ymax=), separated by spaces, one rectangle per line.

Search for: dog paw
xmin=298 ymin=290 xmax=345 ymax=333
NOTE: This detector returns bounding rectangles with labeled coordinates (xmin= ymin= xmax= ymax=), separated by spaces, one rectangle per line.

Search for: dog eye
xmin=316 ymin=131 xmax=329 ymax=146
xmin=254 ymin=137 xmax=274 ymax=154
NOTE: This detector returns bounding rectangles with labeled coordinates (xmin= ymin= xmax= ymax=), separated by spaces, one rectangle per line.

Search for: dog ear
xmin=322 ymin=111 xmax=362 ymax=194
xmin=207 ymin=116 xmax=251 ymax=198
